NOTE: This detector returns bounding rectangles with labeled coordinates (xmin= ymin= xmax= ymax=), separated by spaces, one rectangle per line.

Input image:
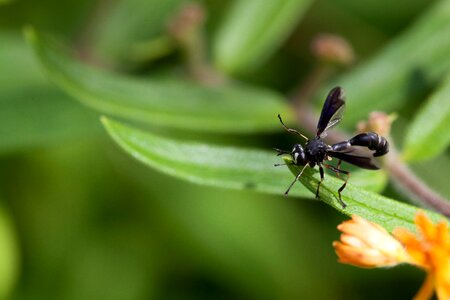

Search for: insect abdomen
xmin=349 ymin=132 xmax=389 ymax=157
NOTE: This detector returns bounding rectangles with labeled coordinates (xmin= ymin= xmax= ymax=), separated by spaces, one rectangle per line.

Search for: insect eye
xmin=292 ymin=144 xmax=303 ymax=154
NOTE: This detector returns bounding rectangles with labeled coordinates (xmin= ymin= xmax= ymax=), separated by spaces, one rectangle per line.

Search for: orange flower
xmin=393 ymin=212 xmax=450 ymax=300
xmin=334 ymin=212 xmax=450 ymax=300
xmin=333 ymin=215 xmax=411 ymax=268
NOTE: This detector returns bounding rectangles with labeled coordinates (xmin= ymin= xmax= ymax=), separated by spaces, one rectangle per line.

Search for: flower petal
xmin=415 ymin=211 xmax=437 ymax=241
xmin=333 ymin=241 xmax=388 ymax=268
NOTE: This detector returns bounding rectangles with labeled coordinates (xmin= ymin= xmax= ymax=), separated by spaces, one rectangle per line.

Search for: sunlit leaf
xmin=403 ymin=72 xmax=450 ymax=161
xmin=103 ymin=117 xmax=390 ymax=208
xmin=325 ymin=0 xmax=450 ymax=127
xmin=283 ymin=157 xmax=444 ymax=232
xmin=102 ymin=117 xmax=310 ymax=198
xmin=0 ymin=204 xmax=19 ymax=299
xmin=344 ymin=168 xmax=388 ymax=193
xmin=26 ymin=28 xmax=291 ymax=133
xmin=213 ymin=0 xmax=313 ymax=74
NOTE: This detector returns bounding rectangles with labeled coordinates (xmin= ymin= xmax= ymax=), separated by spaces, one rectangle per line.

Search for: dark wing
xmin=328 ymin=147 xmax=380 ymax=170
xmin=316 ymin=86 xmax=346 ymax=138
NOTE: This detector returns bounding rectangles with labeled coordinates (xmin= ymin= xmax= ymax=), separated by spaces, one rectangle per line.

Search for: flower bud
xmin=356 ymin=112 xmax=395 ymax=136
xmin=334 ymin=215 xmax=410 ymax=268
xmin=311 ymin=34 xmax=355 ymax=66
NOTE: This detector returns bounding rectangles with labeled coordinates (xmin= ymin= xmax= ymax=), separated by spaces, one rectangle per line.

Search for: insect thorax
xmin=305 ymin=138 xmax=328 ymax=163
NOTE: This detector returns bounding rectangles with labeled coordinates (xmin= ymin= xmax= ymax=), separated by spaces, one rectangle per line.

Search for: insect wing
xmin=329 ymin=148 xmax=380 ymax=170
xmin=317 ymin=87 xmax=346 ymax=138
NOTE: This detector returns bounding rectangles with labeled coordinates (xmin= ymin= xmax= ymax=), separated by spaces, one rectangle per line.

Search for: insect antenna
xmin=277 ymin=114 xmax=308 ymax=141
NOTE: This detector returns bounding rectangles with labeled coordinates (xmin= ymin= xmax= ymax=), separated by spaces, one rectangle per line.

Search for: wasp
xmin=275 ymin=87 xmax=389 ymax=208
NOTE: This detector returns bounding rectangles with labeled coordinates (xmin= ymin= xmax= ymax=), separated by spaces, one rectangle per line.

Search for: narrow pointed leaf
xmin=102 ymin=117 xmax=393 ymax=221
xmin=0 ymin=31 xmax=46 ymax=89
xmin=325 ymin=0 xmax=450 ymax=127
xmin=102 ymin=117 xmax=311 ymax=198
xmin=403 ymin=73 xmax=450 ymax=161
xmin=284 ymin=157 xmax=444 ymax=232
xmin=26 ymin=28 xmax=291 ymax=133
xmin=214 ymin=0 xmax=313 ymax=74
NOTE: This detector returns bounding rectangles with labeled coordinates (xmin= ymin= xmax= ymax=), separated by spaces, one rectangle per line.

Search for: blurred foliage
xmin=91 ymin=0 xmax=187 ymax=67
xmin=213 ymin=0 xmax=313 ymax=75
xmin=403 ymin=72 xmax=450 ymax=161
xmin=0 ymin=0 xmax=449 ymax=299
xmin=27 ymin=29 xmax=291 ymax=133
xmin=323 ymin=0 xmax=450 ymax=128
xmin=0 ymin=31 xmax=99 ymax=154
xmin=0 ymin=204 xmax=18 ymax=299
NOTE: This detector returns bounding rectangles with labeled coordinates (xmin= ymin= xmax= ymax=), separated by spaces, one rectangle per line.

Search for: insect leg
xmin=324 ymin=164 xmax=349 ymax=208
xmin=316 ymin=164 xmax=325 ymax=199
xmin=329 ymin=159 xmax=342 ymax=177
xmin=335 ymin=159 xmax=342 ymax=177
xmin=278 ymin=114 xmax=308 ymax=141
xmin=284 ymin=164 xmax=308 ymax=196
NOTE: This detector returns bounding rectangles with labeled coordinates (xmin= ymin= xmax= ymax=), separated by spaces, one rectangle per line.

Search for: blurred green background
xmin=1 ymin=0 xmax=449 ymax=299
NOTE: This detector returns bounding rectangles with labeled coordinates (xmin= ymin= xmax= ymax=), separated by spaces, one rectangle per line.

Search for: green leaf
xmin=0 ymin=204 xmax=19 ymax=299
xmin=283 ymin=157 xmax=444 ymax=232
xmin=344 ymin=168 xmax=388 ymax=193
xmin=0 ymin=31 xmax=47 ymax=89
xmin=213 ymin=0 xmax=313 ymax=74
xmin=92 ymin=0 xmax=185 ymax=66
xmin=26 ymin=28 xmax=291 ymax=133
xmin=403 ymin=72 xmax=450 ymax=161
xmin=326 ymin=0 xmax=450 ymax=127
xmin=0 ymin=31 xmax=99 ymax=153
xmin=102 ymin=117 xmax=394 ymax=218
xmin=334 ymin=0 xmax=431 ymax=33
xmin=102 ymin=117 xmax=311 ymax=198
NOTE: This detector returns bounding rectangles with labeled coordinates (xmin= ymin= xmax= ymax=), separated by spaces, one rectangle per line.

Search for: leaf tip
xmin=100 ymin=116 xmax=115 ymax=134
xmin=100 ymin=115 xmax=109 ymax=125
xmin=100 ymin=117 xmax=125 ymax=148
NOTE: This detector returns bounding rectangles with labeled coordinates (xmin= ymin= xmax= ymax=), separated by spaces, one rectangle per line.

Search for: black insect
xmin=275 ymin=86 xmax=389 ymax=208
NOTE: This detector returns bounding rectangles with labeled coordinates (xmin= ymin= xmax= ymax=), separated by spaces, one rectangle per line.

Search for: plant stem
xmin=74 ymin=0 xmax=112 ymax=68
xmin=386 ymin=150 xmax=450 ymax=217
xmin=168 ymin=3 xmax=225 ymax=86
